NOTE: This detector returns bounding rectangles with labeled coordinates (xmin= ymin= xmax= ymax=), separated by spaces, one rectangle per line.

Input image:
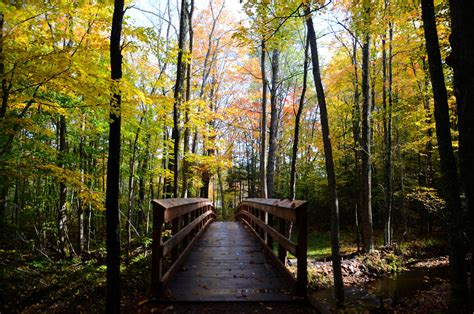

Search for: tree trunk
xmin=386 ymin=21 xmax=394 ymax=246
xmin=290 ymin=37 xmax=309 ymax=201
xmin=127 ymin=118 xmax=141 ymax=264
xmin=181 ymin=0 xmax=194 ymax=198
xmin=267 ymin=48 xmax=279 ymax=198
xmin=200 ymin=81 xmax=217 ymax=199
xmin=0 ymin=13 xmax=8 ymax=238
xmin=350 ymin=36 xmax=362 ymax=252
xmin=167 ymin=0 xmax=189 ymax=198
xmin=382 ymin=17 xmax=394 ymax=246
xmin=260 ymin=39 xmax=268 ymax=199
xmin=78 ymin=115 xmax=85 ymax=254
xmin=106 ymin=0 xmax=124 ymax=312
xmin=0 ymin=12 xmax=8 ymax=120
xmin=360 ymin=30 xmax=373 ymax=253
xmin=57 ymin=115 xmax=69 ymax=258
xmin=446 ymin=0 xmax=474 ymax=309
xmin=305 ymin=6 xmax=344 ymax=306
xmin=137 ymin=135 xmax=150 ymax=235
xmin=421 ymin=0 xmax=468 ymax=310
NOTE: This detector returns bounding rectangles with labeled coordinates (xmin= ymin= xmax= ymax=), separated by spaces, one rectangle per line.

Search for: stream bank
xmin=300 ymin=252 xmax=450 ymax=312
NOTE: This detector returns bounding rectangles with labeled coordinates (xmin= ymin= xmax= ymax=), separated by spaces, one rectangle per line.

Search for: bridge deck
xmin=167 ymin=221 xmax=293 ymax=301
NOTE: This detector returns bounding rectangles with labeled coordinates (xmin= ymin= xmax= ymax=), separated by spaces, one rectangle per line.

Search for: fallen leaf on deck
xmin=137 ymin=299 xmax=150 ymax=306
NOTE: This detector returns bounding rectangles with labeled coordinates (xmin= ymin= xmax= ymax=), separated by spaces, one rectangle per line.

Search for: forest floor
xmin=0 ymin=232 xmax=450 ymax=313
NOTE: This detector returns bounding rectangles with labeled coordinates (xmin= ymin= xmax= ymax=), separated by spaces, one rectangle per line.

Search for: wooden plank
xmin=240 ymin=198 xmax=307 ymax=222
xmin=162 ymin=209 xmax=214 ymax=257
xmin=296 ymin=203 xmax=308 ymax=297
xmin=152 ymin=197 xmax=211 ymax=209
xmin=169 ymin=277 xmax=289 ymax=289
xmin=174 ymin=266 xmax=278 ymax=278
xmin=244 ymin=198 xmax=307 ymax=209
xmin=240 ymin=211 xmax=296 ymax=256
xmin=169 ymin=288 xmax=293 ymax=302
xmin=278 ymin=217 xmax=288 ymax=263
xmin=166 ymin=221 xmax=293 ymax=301
xmin=240 ymin=219 xmax=297 ymax=287
xmin=151 ymin=204 xmax=165 ymax=294
xmin=161 ymin=217 xmax=214 ymax=287
xmin=151 ymin=198 xmax=213 ymax=222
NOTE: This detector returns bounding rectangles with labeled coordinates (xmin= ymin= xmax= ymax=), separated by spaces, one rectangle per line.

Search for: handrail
xmin=151 ymin=198 xmax=216 ymax=294
xmin=235 ymin=198 xmax=308 ymax=297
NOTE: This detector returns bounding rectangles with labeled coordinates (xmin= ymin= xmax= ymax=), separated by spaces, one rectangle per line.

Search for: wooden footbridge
xmin=151 ymin=198 xmax=308 ymax=301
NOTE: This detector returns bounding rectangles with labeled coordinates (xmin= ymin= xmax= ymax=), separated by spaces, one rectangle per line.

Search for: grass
xmin=270 ymin=229 xmax=358 ymax=259
xmin=303 ymin=229 xmax=358 ymax=259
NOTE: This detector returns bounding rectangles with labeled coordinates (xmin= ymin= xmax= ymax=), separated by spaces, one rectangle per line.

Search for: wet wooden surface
xmin=167 ymin=221 xmax=293 ymax=301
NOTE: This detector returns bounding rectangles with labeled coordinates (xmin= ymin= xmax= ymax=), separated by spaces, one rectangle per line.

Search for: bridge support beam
xmin=296 ymin=202 xmax=308 ymax=297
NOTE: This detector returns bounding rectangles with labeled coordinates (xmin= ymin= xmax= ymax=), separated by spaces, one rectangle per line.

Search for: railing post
xmin=278 ymin=217 xmax=287 ymax=263
xmin=183 ymin=211 xmax=189 ymax=248
xmin=296 ymin=203 xmax=308 ymax=297
xmin=152 ymin=202 xmax=165 ymax=294
xmin=171 ymin=217 xmax=179 ymax=261
xmin=259 ymin=209 xmax=265 ymax=239
xmin=267 ymin=213 xmax=273 ymax=251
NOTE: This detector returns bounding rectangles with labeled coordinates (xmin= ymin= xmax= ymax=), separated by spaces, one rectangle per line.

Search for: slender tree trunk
xmin=420 ymin=58 xmax=435 ymax=186
xmin=160 ymin=126 xmax=168 ymax=199
xmin=200 ymin=82 xmax=217 ymax=198
xmin=127 ymin=119 xmax=141 ymax=264
xmin=382 ymin=18 xmax=394 ymax=246
xmin=0 ymin=12 xmax=8 ymax=120
xmin=290 ymin=37 xmax=309 ymax=200
xmin=58 ymin=115 xmax=69 ymax=257
xmin=360 ymin=30 xmax=373 ymax=253
xmin=218 ymin=167 xmax=225 ymax=218
xmin=349 ymin=36 xmax=362 ymax=252
xmin=446 ymin=0 xmax=474 ymax=309
xmin=137 ymin=135 xmax=150 ymax=235
xmin=0 ymin=183 xmax=7 ymax=239
xmin=267 ymin=48 xmax=279 ymax=198
xmin=0 ymin=14 xmax=11 ymax=233
xmin=106 ymin=0 xmax=124 ymax=312
xmin=182 ymin=0 xmax=194 ymax=198
xmin=245 ymin=137 xmax=252 ymax=198
xmin=260 ymin=39 xmax=268 ymax=199
xmin=168 ymin=0 xmax=189 ymax=198
xmin=421 ymin=0 xmax=468 ymax=310
xmin=86 ymin=203 xmax=91 ymax=252
xmin=305 ymin=6 xmax=344 ymax=305
xmin=78 ymin=115 xmax=85 ymax=254
xmin=387 ymin=21 xmax=394 ymax=245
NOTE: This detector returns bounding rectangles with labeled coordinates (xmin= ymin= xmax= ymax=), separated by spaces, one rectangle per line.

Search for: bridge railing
xmin=151 ymin=198 xmax=215 ymax=294
xmin=235 ymin=198 xmax=308 ymax=296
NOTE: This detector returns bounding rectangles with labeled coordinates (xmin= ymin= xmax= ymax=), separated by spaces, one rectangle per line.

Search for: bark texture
xmin=360 ymin=31 xmax=373 ymax=253
xmin=267 ymin=48 xmax=279 ymax=198
xmin=106 ymin=0 xmax=124 ymax=312
xmin=446 ymin=0 xmax=474 ymax=309
xmin=305 ymin=6 xmax=344 ymax=306
xmin=421 ymin=0 xmax=468 ymax=310
xmin=289 ymin=37 xmax=309 ymax=201
xmin=260 ymin=39 xmax=268 ymax=198
xmin=167 ymin=0 xmax=189 ymax=198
